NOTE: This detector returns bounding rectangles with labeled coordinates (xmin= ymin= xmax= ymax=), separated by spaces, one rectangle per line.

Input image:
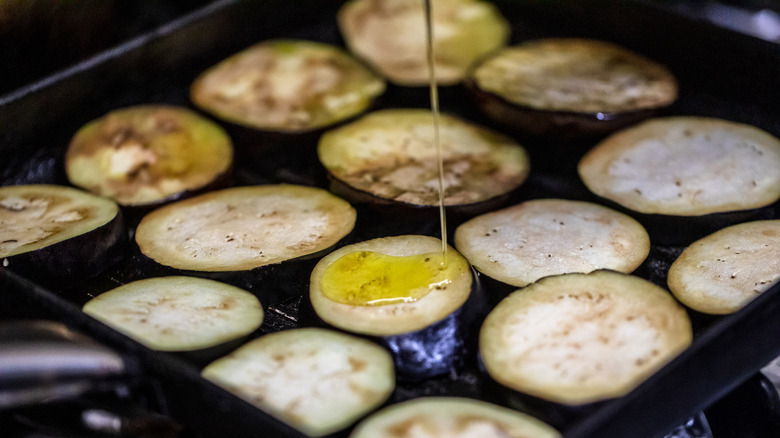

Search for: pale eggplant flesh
xmin=308 ymin=235 xmax=481 ymax=381
xmin=0 ymin=184 xmax=126 ymax=283
xmin=202 ymin=328 xmax=395 ymax=437
xmin=65 ymin=105 xmax=234 ymax=209
xmin=480 ymin=271 xmax=693 ymax=406
xmin=465 ymin=38 xmax=678 ymax=140
xmin=578 ymin=117 xmax=780 ymax=246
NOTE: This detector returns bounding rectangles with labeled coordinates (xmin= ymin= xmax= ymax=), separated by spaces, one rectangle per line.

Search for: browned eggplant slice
xmin=578 ymin=117 xmax=780 ymax=245
xmin=0 ymin=184 xmax=125 ymax=281
xmin=191 ymin=39 xmax=385 ymax=133
xmin=190 ymin=39 xmax=385 ymax=185
xmin=667 ymin=220 xmax=780 ymax=315
xmin=318 ymin=109 xmax=530 ymax=218
xmin=455 ymin=199 xmax=650 ymax=289
xmin=465 ymin=38 xmax=678 ymax=139
xmin=202 ymin=327 xmax=395 ymax=437
xmin=82 ymin=276 xmax=263 ymax=353
xmin=480 ymin=271 xmax=692 ymax=405
xmin=135 ymin=185 xmax=356 ymax=272
xmin=350 ymin=397 xmax=561 ymax=438
xmin=309 ymin=235 xmax=474 ymax=380
xmin=338 ymin=0 xmax=510 ymax=86
xmin=65 ymin=105 xmax=233 ymax=208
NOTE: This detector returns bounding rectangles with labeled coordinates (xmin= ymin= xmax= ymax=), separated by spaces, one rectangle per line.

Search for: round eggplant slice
xmin=480 ymin=271 xmax=692 ymax=405
xmin=455 ymin=199 xmax=650 ymax=288
xmin=135 ymin=185 xmax=356 ymax=272
xmin=310 ymin=235 xmax=471 ymax=336
xmin=350 ymin=397 xmax=560 ymax=438
xmin=65 ymin=105 xmax=233 ymax=207
xmin=191 ymin=39 xmax=385 ymax=133
xmin=202 ymin=327 xmax=395 ymax=437
xmin=82 ymin=276 xmax=263 ymax=352
xmin=466 ymin=38 xmax=678 ymax=138
xmin=578 ymin=117 xmax=780 ymax=244
xmin=0 ymin=184 xmax=124 ymax=280
xmin=309 ymin=235 xmax=473 ymax=380
xmin=667 ymin=220 xmax=780 ymax=315
xmin=318 ymin=109 xmax=530 ymax=210
xmin=338 ymin=0 xmax=510 ymax=86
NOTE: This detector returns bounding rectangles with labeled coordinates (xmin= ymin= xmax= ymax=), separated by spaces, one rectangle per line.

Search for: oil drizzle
xmin=320 ymin=251 xmax=451 ymax=306
xmin=423 ymin=0 xmax=448 ymax=263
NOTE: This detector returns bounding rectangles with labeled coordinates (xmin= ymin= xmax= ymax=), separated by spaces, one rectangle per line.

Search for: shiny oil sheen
xmin=320 ymin=251 xmax=453 ymax=306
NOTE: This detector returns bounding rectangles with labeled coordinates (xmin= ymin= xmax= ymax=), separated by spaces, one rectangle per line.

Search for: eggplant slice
xmin=135 ymin=185 xmax=356 ymax=272
xmin=82 ymin=276 xmax=263 ymax=352
xmin=65 ymin=105 xmax=233 ymax=207
xmin=465 ymin=38 xmax=678 ymax=138
xmin=579 ymin=117 xmax=780 ymax=216
xmin=310 ymin=235 xmax=471 ymax=336
xmin=350 ymin=397 xmax=560 ymax=438
xmin=202 ymin=327 xmax=395 ymax=437
xmin=667 ymin=220 xmax=780 ymax=315
xmin=455 ymin=199 xmax=650 ymax=288
xmin=338 ymin=0 xmax=510 ymax=86
xmin=0 ymin=184 xmax=124 ymax=280
xmin=318 ymin=109 xmax=530 ymax=209
xmin=480 ymin=271 xmax=692 ymax=405
xmin=309 ymin=235 xmax=474 ymax=380
xmin=191 ymin=39 xmax=385 ymax=133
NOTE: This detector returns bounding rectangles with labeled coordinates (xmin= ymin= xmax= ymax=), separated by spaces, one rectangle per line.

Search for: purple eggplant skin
xmin=302 ymin=270 xmax=489 ymax=383
xmin=327 ymin=174 xmax=527 ymax=236
xmin=1 ymin=210 xmax=126 ymax=287
xmin=217 ymin=121 xmax=330 ymax=188
xmin=378 ymin=308 xmax=465 ymax=382
xmin=464 ymin=78 xmax=662 ymax=141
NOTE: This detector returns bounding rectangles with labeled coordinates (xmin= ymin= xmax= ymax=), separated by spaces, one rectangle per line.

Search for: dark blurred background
xmin=1 ymin=0 xmax=779 ymax=97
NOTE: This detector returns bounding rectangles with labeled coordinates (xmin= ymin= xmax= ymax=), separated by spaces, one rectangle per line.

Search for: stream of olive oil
xmin=319 ymin=0 xmax=453 ymax=307
xmin=423 ymin=0 xmax=448 ymax=263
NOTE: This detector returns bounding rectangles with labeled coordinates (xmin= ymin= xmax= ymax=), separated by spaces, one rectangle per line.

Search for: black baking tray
xmin=2 ymin=1 xmax=780 ymax=437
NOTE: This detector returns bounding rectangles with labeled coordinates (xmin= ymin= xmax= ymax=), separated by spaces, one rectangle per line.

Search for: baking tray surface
xmin=2 ymin=1 xmax=780 ymax=437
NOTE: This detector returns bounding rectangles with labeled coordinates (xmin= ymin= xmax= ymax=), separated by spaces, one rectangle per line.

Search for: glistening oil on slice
xmin=320 ymin=251 xmax=451 ymax=306
xmin=310 ymin=235 xmax=473 ymax=380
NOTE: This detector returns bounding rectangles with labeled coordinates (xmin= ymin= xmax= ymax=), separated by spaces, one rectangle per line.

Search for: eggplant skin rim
xmin=0 ymin=184 xmax=125 ymax=280
xmin=464 ymin=39 xmax=678 ymax=138
xmin=309 ymin=235 xmax=473 ymax=337
xmin=479 ymin=270 xmax=693 ymax=406
xmin=317 ymin=109 xmax=531 ymax=210
xmin=464 ymin=78 xmax=663 ymax=139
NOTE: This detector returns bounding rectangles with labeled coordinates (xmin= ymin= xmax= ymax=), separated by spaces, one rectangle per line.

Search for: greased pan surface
xmin=1 ymin=1 xmax=780 ymax=437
